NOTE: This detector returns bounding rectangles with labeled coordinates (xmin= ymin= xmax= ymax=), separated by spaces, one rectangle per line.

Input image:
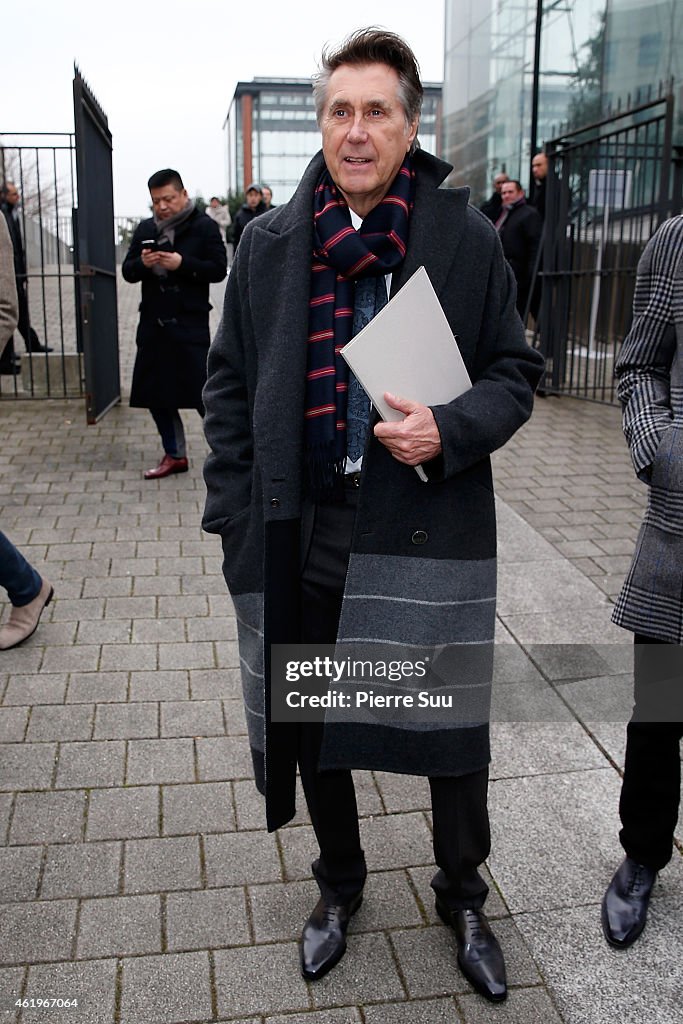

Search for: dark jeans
xmin=0 ymin=530 xmax=42 ymax=606
xmin=298 ymin=488 xmax=490 ymax=910
xmin=619 ymin=634 xmax=683 ymax=870
xmin=149 ymin=408 xmax=203 ymax=458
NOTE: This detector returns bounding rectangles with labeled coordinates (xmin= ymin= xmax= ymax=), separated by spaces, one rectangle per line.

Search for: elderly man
xmin=203 ymin=28 xmax=543 ymax=1002
xmin=122 ymin=169 xmax=226 ymax=479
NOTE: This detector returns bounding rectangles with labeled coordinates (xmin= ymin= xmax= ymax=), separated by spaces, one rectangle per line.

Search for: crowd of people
xmin=1 ymin=24 xmax=681 ymax=1011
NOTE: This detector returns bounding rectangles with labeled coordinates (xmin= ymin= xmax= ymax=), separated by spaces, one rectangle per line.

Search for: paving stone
xmin=0 ymin=846 xmax=43 ymax=901
xmin=205 ymin=831 xmax=281 ymax=886
xmin=119 ymin=951 xmax=212 ymax=1024
xmin=3 ymin=674 xmax=67 ymax=705
xmin=128 ymin=670 xmax=189 ymax=701
xmin=0 ymin=707 xmax=28 ymax=743
xmin=10 ymin=791 xmax=85 ymax=845
xmin=131 ymin=617 xmax=186 ymax=644
xmin=103 ymin=596 xmax=157 ymax=619
xmin=267 ymin=1011 xmax=361 ymax=1024
xmin=214 ymin=944 xmax=310 ymax=1017
xmin=126 ymin=738 xmax=195 ymax=785
xmin=358 ymin=812 xmax=434 ymax=869
xmin=373 ymin=772 xmax=430 ymax=814
xmin=41 ymin=841 xmax=122 ymax=899
xmin=247 ymin=879 xmax=315 ymax=943
xmin=214 ymin=640 xmax=240 ymax=668
xmin=457 ymin=986 xmax=563 ymax=1023
xmin=189 ymin=669 xmax=242 ymax=701
xmin=123 ymin=836 xmax=202 ymax=894
xmin=26 ymin=705 xmax=94 ymax=742
xmin=77 ymin=894 xmax=161 ymax=958
xmin=86 ymin=787 xmax=159 ymax=841
xmin=0 ymin=966 xmax=23 ymax=1022
xmin=196 ymin=735 xmax=254 ymax=781
xmin=55 ymin=740 xmax=126 ymax=789
xmin=161 ymin=782 xmax=234 ymax=835
xmin=0 ymin=900 xmax=77 ymax=964
xmin=157 ymin=595 xmax=208 ymax=618
xmin=40 ymin=646 xmax=101 ymax=674
xmin=65 ymin=671 xmax=128 ymax=703
xmin=22 ymin=958 xmax=117 ymax=1024
xmin=363 ymin=998 xmax=456 ymax=1024
xmin=0 ymin=794 xmax=11 ymax=843
xmin=99 ymin=644 xmax=156 ymax=671
xmin=160 ymin=700 xmax=225 ymax=739
xmin=94 ymin=702 xmax=158 ymax=739
xmin=158 ymin=641 xmax=215 ymax=671
xmin=310 ymin=931 xmax=405 ymax=1008
xmin=75 ymin=619 xmax=132 ymax=644
xmin=166 ymin=887 xmax=250 ymax=950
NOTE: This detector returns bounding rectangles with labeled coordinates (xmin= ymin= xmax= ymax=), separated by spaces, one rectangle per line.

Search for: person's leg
xmin=619 ymin=635 xmax=683 ymax=870
xmin=0 ymin=530 xmax=42 ymax=606
xmin=15 ymin=281 xmax=48 ymax=353
xmin=0 ymin=531 xmax=53 ymax=651
xmin=429 ymin=769 xmax=491 ymax=911
xmin=149 ymin=408 xmax=187 ymax=458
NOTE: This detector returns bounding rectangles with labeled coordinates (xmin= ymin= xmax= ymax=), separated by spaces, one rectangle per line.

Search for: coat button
xmin=411 ymin=530 xmax=428 ymax=545
xmin=270 ymin=498 xmax=280 ymax=509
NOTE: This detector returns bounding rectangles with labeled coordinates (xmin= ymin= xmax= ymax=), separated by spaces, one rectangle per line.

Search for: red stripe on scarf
xmin=306 ymin=367 xmax=336 ymax=380
xmin=310 ymin=293 xmax=335 ymax=307
xmin=388 ymin=229 xmax=406 ymax=256
xmin=305 ymin=403 xmax=337 ymax=418
xmin=308 ymin=329 xmax=335 ymax=343
xmin=326 ymin=226 xmax=357 ymax=249
xmin=347 ymin=252 xmax=378 ymax=276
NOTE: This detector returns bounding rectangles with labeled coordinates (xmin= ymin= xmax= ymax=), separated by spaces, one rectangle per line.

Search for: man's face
xmin=3 ymin=184 xmax=20 ymax=207
xmin=245 ymin=189 xmax=262 ymax=210
xmin=321 ymin=62 xmax=418 ymax=217
xmin=150 ymin=183 xmax=188 ymax=220
xmin=531 ymin=154 xmax=548 ymax=182
xmin=210 ymin=198 xmax=220 ymax=208
xmin=262 ymin=187 xmax=272 ymax=206
xmin=501 ymin=182 xmax=523 ymax=205
xmin=493 ymin=174 xmax=508 ymax=194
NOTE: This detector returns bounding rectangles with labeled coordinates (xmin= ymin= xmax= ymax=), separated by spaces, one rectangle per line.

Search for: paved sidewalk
xmin=0 ymin=274 xmax=681 ymax=1024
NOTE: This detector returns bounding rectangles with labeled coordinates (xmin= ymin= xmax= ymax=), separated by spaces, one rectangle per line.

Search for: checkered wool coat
xmin=612 ymin=215 xmax=683 ymax=642
xmin=202 ymin=150 xmax=544 ymax=831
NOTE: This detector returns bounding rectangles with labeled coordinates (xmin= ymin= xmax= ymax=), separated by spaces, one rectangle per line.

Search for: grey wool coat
xmin=612 ymin=215 xmax=683 ymax=643
xmin=202 ymin=149 xmax=544 ymax=831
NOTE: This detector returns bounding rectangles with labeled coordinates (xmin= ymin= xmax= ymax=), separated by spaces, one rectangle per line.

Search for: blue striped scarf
xmin=305 ymin=156 xmax=415 ymax=498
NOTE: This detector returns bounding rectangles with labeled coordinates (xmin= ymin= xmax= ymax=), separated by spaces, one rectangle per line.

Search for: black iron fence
xmin=534 ymin=91 xmax=683 ymax=403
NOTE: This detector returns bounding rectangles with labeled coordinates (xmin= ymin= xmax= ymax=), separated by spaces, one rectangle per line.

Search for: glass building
xmin=224 ymin=79 xmax=443 ymax=204
xmin=443 ymin=0 xmax=683 ymax=204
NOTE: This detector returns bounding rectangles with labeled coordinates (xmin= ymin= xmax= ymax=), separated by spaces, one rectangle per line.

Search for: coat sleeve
xmin=429 ymin=233 xmax=545 ymax=480
xmin=0 ymin=215 xmax=18 ymax=345
xmin=176 ymin=217 xmax=227 ymax=283
xmin=121 ymin=222 xmax=156 ymax=284
xmin=614 ymin=217 xmax=683 ymax=481
xmin=202 ymin=242 xmax=254 ymax=533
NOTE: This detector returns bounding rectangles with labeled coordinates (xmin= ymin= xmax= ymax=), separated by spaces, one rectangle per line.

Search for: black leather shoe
xmin=26 ymin=341 xmax=53 ymax=353
xmin=601 ymin=857 xmax=656 ymax=948
xmin=436 ymin=900 xmax=507 ymax=1003
xmin=300 ymin=893 xmax=362 ymax=980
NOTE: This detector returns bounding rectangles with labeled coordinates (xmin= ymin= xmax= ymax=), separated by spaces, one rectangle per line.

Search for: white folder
xmin=340 ymin=265 xmax=472 ymax=481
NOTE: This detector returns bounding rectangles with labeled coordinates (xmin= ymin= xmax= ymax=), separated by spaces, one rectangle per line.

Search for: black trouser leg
xmin=298 ymin=492 xmax=367 ymax=904
xmin=619 ymin=634 xmax=683 ymax=870
xmin=429 ymin=769 xmax=491 ymax=911
xmin=16 ymin=282 xmax=41 ymax=352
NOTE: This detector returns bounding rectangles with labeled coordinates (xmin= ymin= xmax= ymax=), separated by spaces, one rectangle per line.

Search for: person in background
xmin=496 ymin=179 xmax=542 ymax=319
xmin=480 ymin=172 xmax=509 ymax=223
xmin=0 ymin=180 xmax=52 ymax=374
xmin=122 ymin=168 xmax=227 ymax=479
xmin=206 ymin=196 xmax=232 ymax=246
xmin=233 ymin=183 xmax=266 ymax=249
xmin=530 ymin=152 xmax=548 ymax=221
xmin=203 ymin=27 xmax=543 ymax=1003
xmin=262 ymin=185 xmax=275 ymax=210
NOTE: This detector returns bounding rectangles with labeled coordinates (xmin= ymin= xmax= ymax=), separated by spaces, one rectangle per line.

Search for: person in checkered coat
xmin=602 ymin=214 xmax=683 ymax=949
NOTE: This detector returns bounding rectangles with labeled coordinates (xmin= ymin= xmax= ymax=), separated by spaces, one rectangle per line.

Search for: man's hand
xmin=157 ymin=251 xmax=182 ymax=271
xmin=140 ymin=247 xmax=161 ymax=268
xmin=373 ymin=392 xmax=442 ymax=465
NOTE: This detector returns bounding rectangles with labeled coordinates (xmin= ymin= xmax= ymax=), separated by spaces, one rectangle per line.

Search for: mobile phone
xmin=141 ymin=239 xmax=157 ymax=251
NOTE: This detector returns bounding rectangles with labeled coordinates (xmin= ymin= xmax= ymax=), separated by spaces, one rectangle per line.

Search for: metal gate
xmin=73 ymin=67 xmax=120 ymax=422
xmin=0 ymin=69 xmax=120 ymax=421
xmin=535 ymin=92 xmax=683 ymax=403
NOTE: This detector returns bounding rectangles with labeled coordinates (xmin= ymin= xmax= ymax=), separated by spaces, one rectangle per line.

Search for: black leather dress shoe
xmin=601 ymin=857 xmax=657 ymax=948
xmin=436 ymin=900 xmax=507 ymax=1003
xmin=300 ymin=893 xmax=362 ymax=980
xmin=26 ymin=341 xmax=53 ymax=353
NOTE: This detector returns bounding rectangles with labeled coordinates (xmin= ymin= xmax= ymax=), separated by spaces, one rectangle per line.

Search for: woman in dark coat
xmin=122 ymin=168 xmax=227 ymax=479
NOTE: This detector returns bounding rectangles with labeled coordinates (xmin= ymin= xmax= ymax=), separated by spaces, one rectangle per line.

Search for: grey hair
xmin=312 ymin=27 xmax=423 ymax=152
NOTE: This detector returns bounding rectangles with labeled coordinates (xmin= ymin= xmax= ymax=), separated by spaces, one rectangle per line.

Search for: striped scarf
xmin=305 ymin=156 xmax=415 ymax=498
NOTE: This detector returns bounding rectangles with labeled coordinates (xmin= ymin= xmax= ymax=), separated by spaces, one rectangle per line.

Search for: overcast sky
xmin=1 ymin=0 xmax=445 ymax=216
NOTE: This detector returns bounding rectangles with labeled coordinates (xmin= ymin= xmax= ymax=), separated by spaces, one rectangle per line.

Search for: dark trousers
xmin=298 ymin=488 xmax=490 ymax=910
xmin=619 ymin=634 xmax=683 ymax=870
xmin=1 ymin=280 xmax=41 ymax=364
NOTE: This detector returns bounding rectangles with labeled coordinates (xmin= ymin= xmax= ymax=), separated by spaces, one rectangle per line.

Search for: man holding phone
xmin=122 ymin=168 xmax=227 ymax=478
